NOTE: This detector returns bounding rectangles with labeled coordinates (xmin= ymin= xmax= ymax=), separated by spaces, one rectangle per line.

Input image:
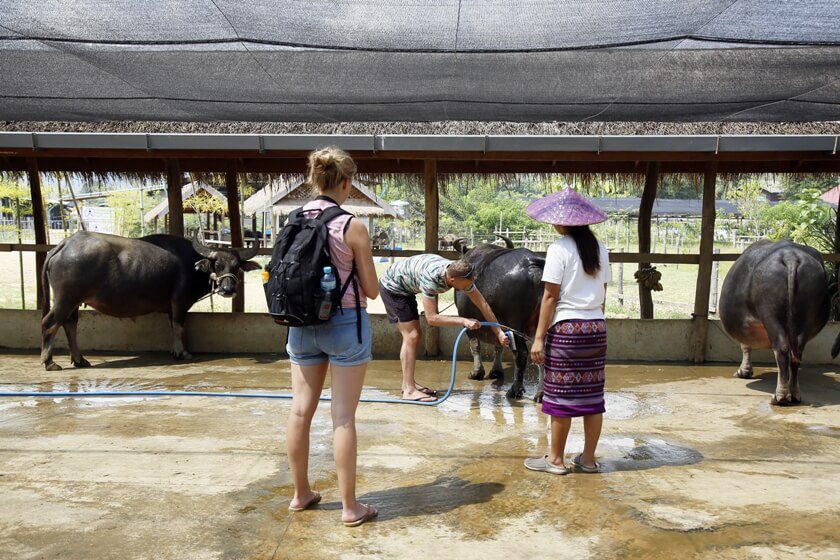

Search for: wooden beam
xmin=423 ymin=159 xmax=440 ymax=357
xmin=3 ymin=146 xmax=838 ymax=163
xmin=8 ymin=243 xmax=840 ymax=264
xmin=226 ymin=164 xmax=245 ymax=312
xmin=26 ymin=158 xmax=49 ymax=310
xmin=690 ymin=163 xmax=718 ymax=363
xmin=166 ymin=160 xmax=184 ymax=237
xmin=638 ymin=162 xmax=659 ymax=319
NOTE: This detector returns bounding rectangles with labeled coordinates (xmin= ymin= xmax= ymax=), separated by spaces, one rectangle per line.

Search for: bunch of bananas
xmin=634 ymin=266 xmax=663 ymax=291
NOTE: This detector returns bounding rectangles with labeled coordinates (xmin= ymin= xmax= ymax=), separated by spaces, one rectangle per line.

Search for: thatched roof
xmin=243 ymin=180 xmax=397 ymax=218
xmin=144 ymin=181 xmax=226 ymax=222
xmin=2 ymin=121 xmax=838 ymax=135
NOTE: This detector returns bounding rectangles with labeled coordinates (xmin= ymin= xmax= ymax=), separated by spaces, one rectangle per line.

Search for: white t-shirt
xmin=542 ymin=236 xmax=611 ymax=324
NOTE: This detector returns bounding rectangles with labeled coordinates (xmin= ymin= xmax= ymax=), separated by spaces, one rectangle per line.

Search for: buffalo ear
xmin=195 ymin=259 xmax=212 ymax=273
xmin=241 ymin=260 xmax=261 ymax=272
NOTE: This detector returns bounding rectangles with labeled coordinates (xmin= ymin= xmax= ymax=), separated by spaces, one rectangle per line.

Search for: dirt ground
xmin=0 ymin=352 xmax=838 ymax=559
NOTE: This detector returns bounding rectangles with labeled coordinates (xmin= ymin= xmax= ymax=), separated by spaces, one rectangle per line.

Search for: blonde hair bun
xmin=307 ymin=147 xmax=357 ymax=193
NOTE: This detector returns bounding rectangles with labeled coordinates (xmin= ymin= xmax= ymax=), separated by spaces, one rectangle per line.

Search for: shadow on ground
xmin=744 ymin=368 xmax=840 ymax=406
xmin=318 ymin=476 xmax=504 ymax=521
xmin=84 ymin=352 xmax=284 ymax=369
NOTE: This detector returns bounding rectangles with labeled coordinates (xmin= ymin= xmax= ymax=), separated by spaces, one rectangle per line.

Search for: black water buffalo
xmin=40 ymin=231 xmax=260 ymax=371
xmin=719 ymin=240 xmax=840 ymax=405
xmin=455 ymin=236 xmax=545 ymax=399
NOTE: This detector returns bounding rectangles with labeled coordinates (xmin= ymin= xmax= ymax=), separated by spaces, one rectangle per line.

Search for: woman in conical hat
xmin=523 ymin=188 xmax=611 ymax=475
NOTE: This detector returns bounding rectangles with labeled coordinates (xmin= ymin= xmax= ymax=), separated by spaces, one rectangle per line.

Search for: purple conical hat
xmin=526 ymin=187 xmax=607 ymax=226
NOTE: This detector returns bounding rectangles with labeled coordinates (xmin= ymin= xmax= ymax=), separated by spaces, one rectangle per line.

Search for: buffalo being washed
xmin=455 ymin=235 xmax=545 ymax=400
xmin=39 ymin=231 xmax=260 ymax=371
xmin=719 ymin=240 xmax=840 ymax=405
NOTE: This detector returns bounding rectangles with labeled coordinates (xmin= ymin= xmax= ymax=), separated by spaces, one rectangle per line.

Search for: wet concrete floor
xmin=0 ymin=352 xmax=838 ymax=559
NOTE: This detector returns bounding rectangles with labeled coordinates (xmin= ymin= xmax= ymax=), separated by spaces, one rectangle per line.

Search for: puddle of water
xmin=605 ymin=391 xmax=670 ymax=421
xmin=561 ymin=434 xmax=703 ymax=472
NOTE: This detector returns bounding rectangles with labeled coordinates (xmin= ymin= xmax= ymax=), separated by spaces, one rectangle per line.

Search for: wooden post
xmin=651 ymin=217 xmax=657 ymax=254
xmin=424 ymin=160 xmax=439 ymax=253
xmin=166 ymin=160 xmax=184 ymax=237
xmin=710 ymin=249 xmax=721 ymax=314
xmin=834 ymin=204 xmax=840 ymax=320
xmin=638 ymin=162 xmax=659 ymax=319
xmin=15 ymin=195 xmax=26 ymax=309
xmin=56 ymin=175 xmax=68 ymax=235
xmin=139 ymin=186 xmax=146 ymax=236
xmin=424 ymin=160 xmax=440 ymax=357
xmin=617 ymin=248 xmax=624 ymax=307
xmin=690 ymin=163 xmax=718 ymax=363
xmin=226 ymin=165 xmax=245 ymax=312
xmin=676 ymin=234 xmax=683 ymax=270
xmin=624 ymin=217 xmax=630 ymax=251
xmin=27 ymin=158 xmax=48 ymax=310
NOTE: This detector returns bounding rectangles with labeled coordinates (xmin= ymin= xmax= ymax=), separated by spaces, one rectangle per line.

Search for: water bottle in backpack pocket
xmin=317 ymin=266 xmax=337 ymax=321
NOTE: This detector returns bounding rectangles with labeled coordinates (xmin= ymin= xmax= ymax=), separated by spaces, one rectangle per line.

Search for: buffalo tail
xmin=786 ymin=261 xmax=802 ymax=364
xmin=41 ymin=239 xmax=65 ymax=318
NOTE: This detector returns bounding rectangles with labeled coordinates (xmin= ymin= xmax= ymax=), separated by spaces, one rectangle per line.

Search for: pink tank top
xmin=302 ymin=199 xmax=367 ymax=309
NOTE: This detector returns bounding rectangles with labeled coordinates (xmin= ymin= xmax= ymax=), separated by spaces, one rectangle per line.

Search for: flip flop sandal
xmin=524 ymin=455 xmax=570 ymax=475
xmin=402 ymin=395 xmax=437 ymax=402
xmin=572 ymin=454 xmax=601 ymax=474
xmin=415 ymin=385 xmax=438 ymax=396
xmin=344 ymin=504 xmax=378 ymax=527
xmin=288 ymin=492 xmax=321 ymax=512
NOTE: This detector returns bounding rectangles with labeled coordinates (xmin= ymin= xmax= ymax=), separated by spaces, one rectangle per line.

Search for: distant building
xmin=820 ymin=185 xmax=840 ymax=208
xmin=591 ymin=198 xmax=743 ymax=218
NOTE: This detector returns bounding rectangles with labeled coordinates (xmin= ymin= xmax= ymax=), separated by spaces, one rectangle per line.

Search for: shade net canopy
xmin=1 ymin=0 xmax=838 ymax=123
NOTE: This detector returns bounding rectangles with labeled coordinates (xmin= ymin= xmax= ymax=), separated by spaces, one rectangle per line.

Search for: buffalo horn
xmin=236 ymin=235 xmax=261 ymax=261
xmin=191 ymin=231 xmax=216 ymax=257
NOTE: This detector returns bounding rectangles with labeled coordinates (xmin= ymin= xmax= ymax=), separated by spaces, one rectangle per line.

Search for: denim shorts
xmin=286 ymin=309 xmax=372 ymax=367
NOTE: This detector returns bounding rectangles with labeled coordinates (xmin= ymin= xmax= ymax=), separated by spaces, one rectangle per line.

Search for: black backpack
xmin=264 ymin=201 xmax=362 ymax=341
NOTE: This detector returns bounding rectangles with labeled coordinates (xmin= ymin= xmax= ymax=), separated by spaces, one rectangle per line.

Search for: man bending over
xmin=379 ymin=255 xmax=509 ymax=402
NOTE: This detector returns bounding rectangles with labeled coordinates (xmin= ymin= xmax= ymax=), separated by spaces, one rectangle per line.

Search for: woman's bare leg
xmin=330 ymin=361 xmax=375 ymax=522
xmin=287 ymin=361 xmax=328 ymax=509
xmin=549 ymin=416 xmax=572 ymax=467
xmin=580 ymin=413 xmax=603 ymax=467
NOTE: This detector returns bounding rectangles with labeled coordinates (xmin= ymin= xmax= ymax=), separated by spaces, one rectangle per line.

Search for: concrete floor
xmin=0 ymin=353 xmax=838 ymax=560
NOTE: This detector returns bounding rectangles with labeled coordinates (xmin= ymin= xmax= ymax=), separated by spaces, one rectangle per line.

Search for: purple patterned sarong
xmin=541 ymin=319 xmax=607 ymax=418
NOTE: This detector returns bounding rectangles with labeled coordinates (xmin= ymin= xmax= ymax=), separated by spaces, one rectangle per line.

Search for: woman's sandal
xmin=288 ymin=492 xmax=322 ymax=512
xmin=524 ymin=455 xmax=571 ymax=475
xmin=343 ymin=504 xmax=378 ymax=527
xmin=572 ymin=454 xmax=601 ymax=474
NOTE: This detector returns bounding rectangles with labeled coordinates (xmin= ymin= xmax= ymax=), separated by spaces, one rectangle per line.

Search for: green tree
xmin=439 ymin=180 xmax=538 ymax=236
xmin=0 ymin=179 xmax=32 ymax=240
xmin=108 ymin=191 xmax=143 ymax=237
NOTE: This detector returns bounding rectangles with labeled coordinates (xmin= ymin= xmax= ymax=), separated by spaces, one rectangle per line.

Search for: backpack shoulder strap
xmin=286 ymin=207 xmax=306 ymax=224
xmin=317 ymin=205 xmax=352 ymax=225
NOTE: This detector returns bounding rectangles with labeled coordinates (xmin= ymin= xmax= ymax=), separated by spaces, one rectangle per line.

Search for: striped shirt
xmin=380 ymin=254 xmax=475 ymax=298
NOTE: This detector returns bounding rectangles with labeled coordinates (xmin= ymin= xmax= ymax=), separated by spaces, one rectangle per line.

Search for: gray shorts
xmin=286 ymin=309 xmax=371 ymax=367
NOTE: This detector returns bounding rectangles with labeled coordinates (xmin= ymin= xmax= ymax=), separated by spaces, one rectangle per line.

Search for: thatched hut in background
xmin=243 ymin=179 xmax=398 ymax=246
xmin=144 ymin=181 xmax=227 ymax=236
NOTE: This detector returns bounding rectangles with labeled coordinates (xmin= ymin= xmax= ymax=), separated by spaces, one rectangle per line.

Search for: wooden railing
xmin=6 ymin=243 xmax=840 ymax=263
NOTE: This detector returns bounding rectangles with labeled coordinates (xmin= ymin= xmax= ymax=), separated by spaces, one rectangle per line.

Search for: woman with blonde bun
xmin=284 ymin=147 xmax=380 ymax=527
